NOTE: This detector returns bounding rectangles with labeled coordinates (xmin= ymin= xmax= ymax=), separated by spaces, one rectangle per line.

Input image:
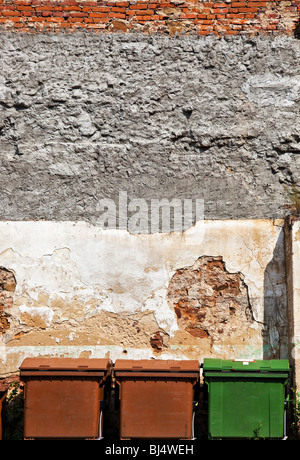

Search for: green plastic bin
xmin=203 ymin=358 xmax=290 ymax=439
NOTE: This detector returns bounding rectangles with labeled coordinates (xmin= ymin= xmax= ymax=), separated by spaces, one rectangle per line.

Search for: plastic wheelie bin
xmin=114 ymin=359 xmax=200 ymax=439
xmin=20 ymin=357 xmax=112 ymax=440
xmin=0 ymin=381 xmax=8 ymax=440
xmin=203 ymin=358 xmax=290 ymax=439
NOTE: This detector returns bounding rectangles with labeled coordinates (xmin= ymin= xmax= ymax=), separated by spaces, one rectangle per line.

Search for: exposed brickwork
xmin=150 ymin=331 xmax=165 ymax=351
xmin=0 ymin=0 xmax=298 ymax=35
xmin=0 ymin=268 xmax=16 ymax=334
xmin=0 ymin=268 xmax=16 ymax=312
xmin=167 ymin=256 xmax=253 ymax=346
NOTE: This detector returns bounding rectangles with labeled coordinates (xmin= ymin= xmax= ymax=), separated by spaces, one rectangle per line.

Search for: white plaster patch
xmin=142 ymin=288 xmax=178 ymax=336
xmin=18 ymin=305 xmax=54 ymax=327
xmin=242 ymin=74 xmax=300 ymax=107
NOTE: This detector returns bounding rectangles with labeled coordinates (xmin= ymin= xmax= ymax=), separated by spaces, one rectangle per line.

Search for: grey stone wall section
xmin=0 ymin=32 xmax=300 ymax=227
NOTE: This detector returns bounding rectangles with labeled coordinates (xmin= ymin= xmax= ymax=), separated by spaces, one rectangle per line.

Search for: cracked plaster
xmin=0 ymin=219 xmax=287 ymax=375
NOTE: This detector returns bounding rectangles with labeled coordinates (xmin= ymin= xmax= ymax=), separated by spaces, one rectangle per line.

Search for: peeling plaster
xmin=0 ymin=219 xmax=287 ymax=375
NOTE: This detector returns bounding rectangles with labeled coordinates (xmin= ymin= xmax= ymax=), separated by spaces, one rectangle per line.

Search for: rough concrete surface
xmin=0 ymin=33 xmax=300 ymax=225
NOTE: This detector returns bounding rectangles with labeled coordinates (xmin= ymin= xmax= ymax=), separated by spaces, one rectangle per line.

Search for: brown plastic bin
xmin=0 ymin=382 xmax=8 ymax=440
xmin=114 ymin=359 xmax=200 ymax=440
xmin=20 ymin=357 xmax=112 ymax=440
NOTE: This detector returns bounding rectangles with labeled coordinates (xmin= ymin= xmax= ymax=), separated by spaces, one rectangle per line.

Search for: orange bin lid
xmin=114 ymin=359 xmax=200 ymax=379
xmin=19 ymin=357 xmax=112 ymax=377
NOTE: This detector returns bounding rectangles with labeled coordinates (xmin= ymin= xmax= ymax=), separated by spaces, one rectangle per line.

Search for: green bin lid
xmin=203 ymin=358 xmax=289 ymax=373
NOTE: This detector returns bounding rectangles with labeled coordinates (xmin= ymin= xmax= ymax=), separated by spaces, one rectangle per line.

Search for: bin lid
xmin=114 ymin=359 xmax=200 ymax=378
xmin=203 ymin=358 xmax=290 ymax=374
xmin=19 ymin=357 xmax=112 ymax=376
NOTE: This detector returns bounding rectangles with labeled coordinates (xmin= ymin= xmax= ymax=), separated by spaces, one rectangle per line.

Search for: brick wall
xmin=0 ymin=0 xmax=299 ymax=35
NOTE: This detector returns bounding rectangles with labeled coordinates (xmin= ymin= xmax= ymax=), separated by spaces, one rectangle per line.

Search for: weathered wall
xmin=0 ymin=219 xmax=287 ymax=376
xmin=0 ymin=3 xmax=299 ymax=385
xmin=1 ymin=32 xmax=300 ymax=224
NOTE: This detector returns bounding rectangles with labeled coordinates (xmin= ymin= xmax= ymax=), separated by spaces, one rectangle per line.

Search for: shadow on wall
xmin=263 ymin=228 xmax=288 ymax=360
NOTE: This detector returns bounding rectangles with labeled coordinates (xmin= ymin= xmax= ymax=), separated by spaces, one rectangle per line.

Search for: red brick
xmin=68 ymin=17 xmax=84 ymax=21
xmin=111 ymin=7 xmax=126 ymax=12
xmin=64 ymin=6 xmax=82 ymax=11
xmin=0 ymin=5 xmax=16 ymax=10
xmin=2 ymin=10 xmax=21 ymax=15
xmin=45 ymin=17 xmax=64 ymax=22
xmin=93 ymin=7 xmax=110 ymax=12
xmin=108 ymin=12 xmax=125 ymax=18
xmin=16 ymin=5 xmax=34 ymax=10
xmin=248 ymin=2 xmax=266 ymax=6
xmin=134 ymin=9 xmax=154 ymax=15
xmin=238 ymin=7 xmax=257 ymax=12
xmin=70 ymin=11 xmax=88 ymax=16
xmin=180 ymin=13 xmax=198 ymax=18
xmin=56 ymin=1 xmax=78 ymax=5
xmin=226 ymin=13 xmax=246 ymax=17
xmin=35 ymin=5 xmax=54 ymax=10
xmin=53 ymin=11 xmax=69 ymax=16
xmin=89 ymin=12 xmax=107 ymax=17
xmin=211 ymin=8 xmax=229 ymax=13
xmin=129 ymin=3 xmax=148 ymax=8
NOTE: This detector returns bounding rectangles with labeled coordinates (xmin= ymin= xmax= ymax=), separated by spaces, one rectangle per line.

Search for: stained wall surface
xmin=0 ymin=219 xmax=287 ymax=376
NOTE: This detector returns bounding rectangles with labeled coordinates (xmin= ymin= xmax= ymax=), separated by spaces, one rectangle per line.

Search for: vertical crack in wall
xmin=0 ymin=267 xmax=16 ymax=334
xmin=167 ymin=256 xmax=254 ymax=347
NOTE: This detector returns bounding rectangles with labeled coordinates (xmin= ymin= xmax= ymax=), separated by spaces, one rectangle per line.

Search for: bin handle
xmin=191 ymin=402 xmax=197 ymax=440
xmin=97 ymin=410 xmax=103 ymax=440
